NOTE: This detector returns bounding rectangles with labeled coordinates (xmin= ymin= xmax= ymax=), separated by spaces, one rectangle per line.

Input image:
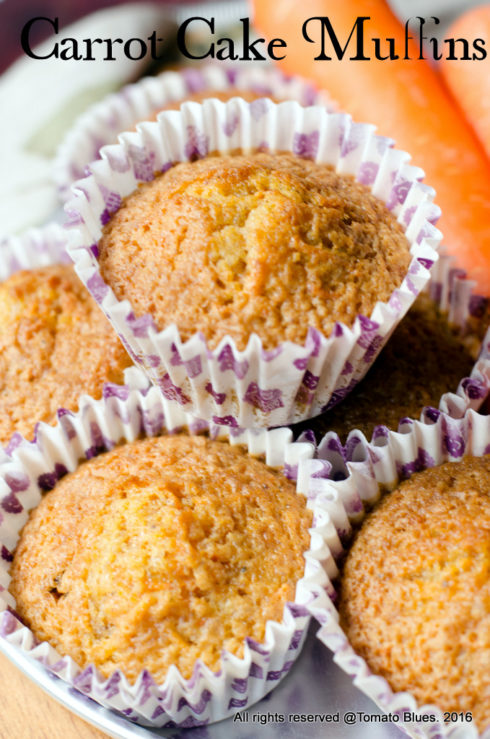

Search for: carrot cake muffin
xmin=0 ymin=264 xmax=131 ymax=445
xmin=98 ymin=152 xmax=412 ymax=351
xmin=9 ymin=434 xmax=312 ymax=683
xmin=338 ymin=456 xmax=490 ymax=730
xmin=292 ymin=293 xmax=483 ymax=441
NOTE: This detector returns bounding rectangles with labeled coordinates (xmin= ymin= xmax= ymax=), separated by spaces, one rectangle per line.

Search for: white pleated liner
xmin=0 ymin=385 xmax=342 ymax=728
xmin=0 ymin=223 xmax=71 ymax=282
xmin=66 ymin=98 xmax=442 ymax=428
xmin=54 ymin=63 xmax=333 ymax=201
xmin=300 ymin=410 xmax=490 ymax=739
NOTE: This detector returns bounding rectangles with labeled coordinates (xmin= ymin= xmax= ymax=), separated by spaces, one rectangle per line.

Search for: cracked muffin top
xmin=9 ymin=434 xmax=312 ymax=683
xmin=338 ymin=456 xmax=490 ymax=730
xmin=0 ymin=264 xmax=131 ymax=445
xmin=98 ymin=152 xmax=411 ymax=351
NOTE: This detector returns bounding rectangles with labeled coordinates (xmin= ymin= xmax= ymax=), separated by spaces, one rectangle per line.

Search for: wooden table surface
xmin=0 ymin=650 xmax=109 ymax=739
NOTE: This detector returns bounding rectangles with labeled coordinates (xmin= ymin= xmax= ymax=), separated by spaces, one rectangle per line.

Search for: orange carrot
xmin=439 ymin=6 xmax=490 ymax=162
xmin=252 ymin=0 xmax=490 ymax=295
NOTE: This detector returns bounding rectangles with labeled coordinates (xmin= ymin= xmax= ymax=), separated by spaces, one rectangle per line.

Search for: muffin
xmin=0 ymin=264 xmax=131 ymax=445
xmin=338 ymin=456 xmax=490 ymax=730
xmin=98 ymin=151 xmax=411 ymax=351
xmin=292 ymin=292 xmax=484 ymax=441
xmin=9 ymin=434 xmax=312 ymax=683
xmin=68 ymin=101 xmax=440 ymax=427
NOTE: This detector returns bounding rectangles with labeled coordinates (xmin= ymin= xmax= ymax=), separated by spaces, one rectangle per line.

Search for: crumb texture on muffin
xmin=338 ymin=456 xmax=490 ymax=730
xmin=0 ymin=265 xmax=131 ymax=445
xmin=10 ymin=435 xmax=312 ymax=683
xmin=293 ymin=292 xmax=480 ymax=441
xmin=98 ymin=152 xmax=411 ymax=350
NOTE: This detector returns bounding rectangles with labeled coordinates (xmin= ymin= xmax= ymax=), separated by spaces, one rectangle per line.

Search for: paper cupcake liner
xmin=66 ymin=98 xmax=442 ymax=428
xmin=0 ymin=384 xmax=343 ymax=728
xmin=0 ymin=223 xmax=71 ymax=283
xmin=54 ymin=63 xmax=333 ymax=202
xmin=298 ymin=409 xmax=490 ymax=739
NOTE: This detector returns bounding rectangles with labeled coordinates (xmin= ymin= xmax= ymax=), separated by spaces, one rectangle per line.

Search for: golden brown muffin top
xmin=338 ymin=456 xmax=490 ymax=730
xmin=0 ymin=265 xmax=131 ymax=445
xmin=98 ymin=152 xmax=411 ymax=350
xmin=292 ymin=292 xmax=481 ymax=441
xmin=10 ymin=434 xmax=312 ymax=682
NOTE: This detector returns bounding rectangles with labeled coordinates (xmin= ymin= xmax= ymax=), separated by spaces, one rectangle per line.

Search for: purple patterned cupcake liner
xmin=66 ymin=98 xmax=442 ymax=428
xmin=54 ymin=63 xmax=333 ymax=202
xmin=0 ymin=222 xmax=71 ymax=283
xmin=0 ymin=384 xmax=342 ymax=727
xmin=300 ymin=409 xmax=490 ymax=739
